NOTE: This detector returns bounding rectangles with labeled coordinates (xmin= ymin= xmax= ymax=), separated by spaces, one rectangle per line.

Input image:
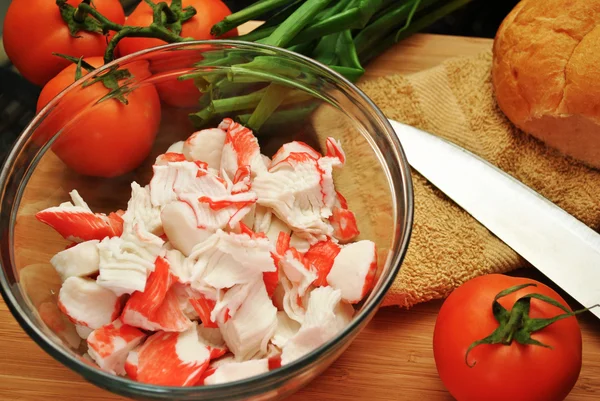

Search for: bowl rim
xmin=0 ymin=39 xmax=414 ymax=397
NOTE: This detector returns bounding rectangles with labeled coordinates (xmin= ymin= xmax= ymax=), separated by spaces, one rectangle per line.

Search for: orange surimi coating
xmin=304 ymin=240 xmax=342 ymax=287
xmin=224 ymin=121 xmax=260 ymax=167
xmin=36 ymin=208 xmax=123 ymax=242
xmin=330 ymin=207 xmax=360 ymax=242
xmin=121 ymin=257 xmax=192 ymax=332
xmin=136 ymin=327 xmax=211 ymax=386
xmin=156 ymin=152 xmax=187 ymax=165
xmin=189 ymin=294 xmax=218 ymax=329
xmin=197 ymin=196 xmax=254 ymax=211
xmin=122 ymin=257 xmax=172 ymax=318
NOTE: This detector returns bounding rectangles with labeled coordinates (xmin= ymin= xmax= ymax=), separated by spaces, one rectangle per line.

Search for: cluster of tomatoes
xmin=2 ymin=0 xmax=236 ymax=177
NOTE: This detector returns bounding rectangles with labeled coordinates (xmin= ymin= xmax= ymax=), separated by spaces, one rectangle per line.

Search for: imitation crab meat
xmin=202 ymin=358 xmax=271 ymax=385
xmin=281 ymin=286 xmax=354 ymax=365
xmin=87 ymin=319 xmax=146 ymax=375
xmin=50 ymin=240 xmax=100 ymax=282
xmin=121 ymin=256 xmax=192 ymax=332
xmin=36 ymin=190 xmax=123 ymax=242
xmin=326 ymin=240 xmax=378 ymax=304
xmin=135 ymin=323 xmax=211 ymax=386
xmin=58 ymin=276 xmax=123 ymax=329
xmin=183 ymin=128 xmax=227 ymax=170
xmin=39 ymin=119 xmax=378 ymax=387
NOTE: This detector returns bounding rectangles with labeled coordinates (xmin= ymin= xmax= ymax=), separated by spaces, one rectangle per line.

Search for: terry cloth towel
xmin=357 ymin=51 xmax=600 ymax=309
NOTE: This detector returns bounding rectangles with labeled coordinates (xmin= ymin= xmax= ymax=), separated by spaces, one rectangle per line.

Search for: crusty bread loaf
xmin=492 ymin=0 xmax=600 ymax=168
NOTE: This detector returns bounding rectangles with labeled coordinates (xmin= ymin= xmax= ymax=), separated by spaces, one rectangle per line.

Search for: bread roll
xmin=492 ymin=0 xmax=600 ymax=168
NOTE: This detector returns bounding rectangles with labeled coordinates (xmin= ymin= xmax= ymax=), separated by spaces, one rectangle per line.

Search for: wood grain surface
xmin=2 ymin=33 xmax=600 ymax=401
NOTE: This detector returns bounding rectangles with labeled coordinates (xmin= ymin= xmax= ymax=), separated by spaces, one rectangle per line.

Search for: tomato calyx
xmin=56 ymin=0 xmax=198 ymax=64
xmin=464 ymin=283 xmax=599 ymax=368
xmin=57 ymin=0 xmax=105 ymax=36
xmin=54 ymin=52 xmax=134 ymax=104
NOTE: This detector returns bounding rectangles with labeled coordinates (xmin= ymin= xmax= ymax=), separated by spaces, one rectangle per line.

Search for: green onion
xmin=193 ymin=0 xmax=474 ymax=131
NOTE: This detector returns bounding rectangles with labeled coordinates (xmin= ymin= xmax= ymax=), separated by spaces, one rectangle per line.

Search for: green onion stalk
xmin=184 ymin=0 xmax=474 ymax=131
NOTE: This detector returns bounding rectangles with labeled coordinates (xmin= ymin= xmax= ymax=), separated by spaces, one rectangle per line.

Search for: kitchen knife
xmin=388 ymin=119 xmax=600 ymax=319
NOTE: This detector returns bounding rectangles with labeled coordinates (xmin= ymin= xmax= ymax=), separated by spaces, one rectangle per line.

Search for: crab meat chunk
xmin=210 ymin=282 xmax=252 ymax=324
xmin=164 ymin=247 xmax=193 ymax=283
xmin=329 ymin=191 xmax=359 ymax=243
xmin=253 ymin=152 xmax=340 ymax=239
xmin=161 ymin=201 xmax=212 ymax=256
xmin=219 ymin=279 xmax=277 ymax=361
xmin=149 ymin=161 xmax=199 ymax=208
xmin=219 ymin=118 xmax=267 ymax=181
xmin=96 ymin=228 xmax=163 ymax=296
xmin=171 ymin=282 xmax=200 ymax=320
xmin=326 ymin=240 xmax=377 ymax=304
xmin=36 ymin=190 xmax=123 ymax=242
xmin=58 ymin=276 xmax=123 ymax=329
xmin=87 ymin=319 xmax=146 ymax=375
xmin=167 ymin=140 xmax=185 ymax=154
xmin=270 ymin=141 xmax=321 ymax=167
xmin=203 ymin=358 xmax=271 ymax=386
xmin=281 ymin=286 xmax=354 ymax=365
xmin=189 ymin=229 xmax=277 ymax=291
xmin=124 ymin=348 xmax=139 ymax=379
xmin=136 ymin=323 xmax=211 ymax=386
xmin=280 ymin=249 xmax=317 ymax=299
xmin=180 ymin=190 xmax=257 ymax=233
xmin=183 ymin=128 xmax=227 ymax=169
xmin=50 ymin=240 xmax=100 ymax=282
xmin=158 ymin=163 xmax=258 ymax=233
xmin=230 ymin=165 xmax=252 ymax=194
xmin=155 ymin=152 xmax=187 ymax=166
xmin=279 ymin=275 xmax=307 ymax=324
xmin=276 ymin=246 xmax=317 ymax=324
xmin=325 ymin=137 xmax=346 ymax=165
xmin=304 ymin=239 xmax=341 ymax=286
xmin=121 ymin=256 xmax=192 ymax=332
xmin=121 ymin=183 xmax=162 ymax=236
xmin=271 ymin=311 xmax=301 ymax=349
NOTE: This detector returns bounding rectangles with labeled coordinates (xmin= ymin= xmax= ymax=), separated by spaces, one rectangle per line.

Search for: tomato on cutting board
xmin=36 ymin=57 xmax=161 ymax=178
xmin=3 ymin=0 xmax=125 ymax=86
xmin=433 ymin=274 xmax=586 ymax=401
xmin=118 ymin=0 xmax=237 ymax=108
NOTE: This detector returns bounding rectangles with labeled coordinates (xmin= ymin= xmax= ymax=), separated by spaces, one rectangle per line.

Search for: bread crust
xmin=492 ymin=0 xmax=600 ymax=168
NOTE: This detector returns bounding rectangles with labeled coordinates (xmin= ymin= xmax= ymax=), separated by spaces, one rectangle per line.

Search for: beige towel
xmin=357 ymin=51 xmax=600 ymax=308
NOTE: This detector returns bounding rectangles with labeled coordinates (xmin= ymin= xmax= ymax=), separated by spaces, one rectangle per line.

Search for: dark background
xmin=222 ymin=0 xmax=521 ymax=39
xmin=0 ymin=0 xmax=520 ymax=161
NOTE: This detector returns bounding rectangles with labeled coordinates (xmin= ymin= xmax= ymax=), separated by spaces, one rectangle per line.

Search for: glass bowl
xmin=0 ymin=41 xmax=413 ymax=400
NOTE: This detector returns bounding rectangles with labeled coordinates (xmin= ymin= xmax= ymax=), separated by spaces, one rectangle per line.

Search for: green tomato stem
xmin=75 ymin=2 xmax=124 ymax=32
xmin=464 ymin=283 xmax=600 ymax=368
xmin=72 ymin=0 xmax=92 ymax=23
xmin=103 ymin=25 xmax=194 ymax=64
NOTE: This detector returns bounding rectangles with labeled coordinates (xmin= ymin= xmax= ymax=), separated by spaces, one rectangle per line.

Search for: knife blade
xmin=388 ymin=119 xmax=600 ymax=319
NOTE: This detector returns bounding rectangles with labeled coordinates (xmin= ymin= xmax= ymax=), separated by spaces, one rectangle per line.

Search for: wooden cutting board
xmin=1 ymin=33 xmax=600 ymax=401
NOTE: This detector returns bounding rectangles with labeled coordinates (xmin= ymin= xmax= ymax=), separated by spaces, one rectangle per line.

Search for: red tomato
xmin=36 ymin=57 xmax=161 ymax=178
xmin=118 ymin=0 xmax=236 ymax=107
xmin=433 ymin=274 xmax=583 ymax=401
xmin=3 ymin=0 xmax=125 ymax=86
